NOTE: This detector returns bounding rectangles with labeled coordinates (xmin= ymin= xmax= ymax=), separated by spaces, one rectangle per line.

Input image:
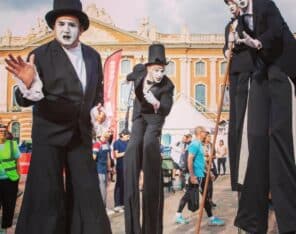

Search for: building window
xmin=120 ymin=82 xmax=132 ymax=110
xmin=121 ymin=59 xmax=131 ymax=75
xmin=220 ymin=61 xmax=227 ymax=76
xmin=195 ymin=84 xmax=206 ymax=111
xmin=195 ymin=61 xmax=205 ymax=76
xmin=165 ymin=61 xmax=175 ymax=76
xmin=195 ymin=84 xmax=206 ymax=105
xmin=12 ymin=85 xmax=21 ymax=112
xmin=11 ymin=122 xmax=20 ymax=143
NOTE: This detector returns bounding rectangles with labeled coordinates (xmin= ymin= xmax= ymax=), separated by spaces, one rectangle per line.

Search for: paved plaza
xmin=7 ymin=174 xmax=277 ymax=234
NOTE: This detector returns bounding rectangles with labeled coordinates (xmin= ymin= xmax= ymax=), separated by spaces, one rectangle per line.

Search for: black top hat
xmin=146 ymin=44 xmax=168 ymax=66
xmin=45 ymin=0 xmax=89 ymax=30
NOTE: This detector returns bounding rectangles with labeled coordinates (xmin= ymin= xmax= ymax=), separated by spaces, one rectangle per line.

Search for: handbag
xmin=187 ymin=181 xmax=200 ymax=212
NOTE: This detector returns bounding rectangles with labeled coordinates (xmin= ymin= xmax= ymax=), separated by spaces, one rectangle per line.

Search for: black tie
xmin=147 ymin=80 xmax=156 ymax=85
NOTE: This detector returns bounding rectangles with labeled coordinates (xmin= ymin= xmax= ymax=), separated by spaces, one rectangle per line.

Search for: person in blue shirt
xmin=93 ymin=132 xmax=111 ymax=206
xmin=113 ymin=129 xmax=130 ymax=212
xmin=175 ymin=126 xmax=225 ymax=226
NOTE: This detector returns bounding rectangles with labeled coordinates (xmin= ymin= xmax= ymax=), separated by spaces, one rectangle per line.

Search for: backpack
xmin=179 ymin=150 xmax=189 ymax=173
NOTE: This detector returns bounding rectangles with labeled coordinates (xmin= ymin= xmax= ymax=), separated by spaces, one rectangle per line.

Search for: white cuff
xmin=16 ymin=71 xmax=44 ymax=102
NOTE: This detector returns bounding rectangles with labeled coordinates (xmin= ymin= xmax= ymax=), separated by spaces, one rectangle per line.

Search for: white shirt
xmin=240 ymin=0 xmax=254 ymax=31
xmin=17 ymin=43 xmax=87 ymax=101
xmin=62 ymin=43 xmax=87 ymax=92
xmin=17 ymin=42 xmax=103 ymax=130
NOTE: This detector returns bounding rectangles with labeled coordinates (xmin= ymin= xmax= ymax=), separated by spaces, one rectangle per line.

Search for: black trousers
xmin=15 ymin=134 xmax=112 ymax=234
xmin=177 ymin=178 xmax=212 ymax=217
xmin=228 ymin=72 xmax=251 ymax=191
xmin=124 ymin=114 xmax=165 ymax=234
xmin=114 ymin=165 xmax=124 ymax=207
xmin=234 ymin=65 xmax=296 ymax=233
xmin=0 ymin=179 xmax=18 ymax=229
xmin=217 ymin=158 xmax=227 ymax=175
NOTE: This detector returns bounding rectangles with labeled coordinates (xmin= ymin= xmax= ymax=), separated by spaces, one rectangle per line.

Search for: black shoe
xmin=210 ymin=201 xmax=217 ymax=207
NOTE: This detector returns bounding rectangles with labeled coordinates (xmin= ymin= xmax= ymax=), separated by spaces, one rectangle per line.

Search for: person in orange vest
xmin=0 ymin=123 xmax=20 ymax=234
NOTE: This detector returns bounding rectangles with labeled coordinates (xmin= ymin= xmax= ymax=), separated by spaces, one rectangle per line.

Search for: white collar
xmin=62 ymin=43 xmax=82 ymax=54
xmin=240 ymin=0 xmax=253 ymax=15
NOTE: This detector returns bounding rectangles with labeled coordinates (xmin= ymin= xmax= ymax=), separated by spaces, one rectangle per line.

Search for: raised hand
xmin=5 ymin=54 xmax=36 ymax=88
xmin=236 ymin=31 xmax=262 ymax=50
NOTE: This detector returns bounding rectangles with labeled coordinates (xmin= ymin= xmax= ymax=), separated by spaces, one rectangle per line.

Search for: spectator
xmin=216 ymin=139 xmax=228 ymax=175
xmin=175 ymin=126 xmax=224 ymax=226
xmin=113 ymin=130 xmax=130 ymax=212
xmin=93 ymin=132 xmax=112 ymax=206
xmin=0 ymin=123 xmax=20 ymax=234
xmin=203 ymin=133 xmax=218 ymax=208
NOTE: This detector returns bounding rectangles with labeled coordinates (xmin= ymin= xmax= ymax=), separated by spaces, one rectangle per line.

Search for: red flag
xmin=103 ymin=49 xmax=122 ymax=137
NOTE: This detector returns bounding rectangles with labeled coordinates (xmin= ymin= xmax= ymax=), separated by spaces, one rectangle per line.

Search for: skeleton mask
xmin=148 ymin=65 xmax=165 ymax=83
xmin=233 ymin=0 xmax=249 ymax=9
xmin=54 ymin=16 xmax=81 ymax=48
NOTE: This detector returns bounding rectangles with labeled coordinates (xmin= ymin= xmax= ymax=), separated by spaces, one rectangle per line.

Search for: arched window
xmin=195 ymin=61 xmax=206 ymax=76
xmin=121 ymin=59 xmax=131 ymax=75
xmin=11 ymin=122 xmax=20 ymax=143
xmin=12 ymin=85 xmax=20 ymax=112
xmin=195 ymin=84 xmax=206 ymax=106
xmin=120 ymin=82 xmax=132 ymax=110
xmin=165 ymin=61 xmax=175 ymax=76
xmin=220 ymin=61 xmax=227 ymax=76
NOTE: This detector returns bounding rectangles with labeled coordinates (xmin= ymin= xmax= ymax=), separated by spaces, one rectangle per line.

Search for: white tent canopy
xmin=163 ymin=95 xmax=215 ymax=132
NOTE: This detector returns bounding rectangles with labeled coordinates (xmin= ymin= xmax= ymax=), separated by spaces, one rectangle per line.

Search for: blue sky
xmin=0 ymin=0 xmax=295 ymax=36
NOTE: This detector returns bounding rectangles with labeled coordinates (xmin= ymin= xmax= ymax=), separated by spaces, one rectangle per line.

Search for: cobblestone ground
xmin=7 ymin=174 xmax=278 ymax=234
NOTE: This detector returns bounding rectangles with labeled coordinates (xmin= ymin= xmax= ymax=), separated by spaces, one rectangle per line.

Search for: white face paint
xmin=54 ymin=16 xmax=81 ymax=48
xmin=234 ymin=0 xmax=249 ymax=9
xmin=148 ymin=65 xmax=165 ymax=83
xmin=228 ymin=2 xmax=238 ymax=15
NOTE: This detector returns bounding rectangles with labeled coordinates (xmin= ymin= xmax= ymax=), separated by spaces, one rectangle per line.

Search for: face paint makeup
xmin=54 ymin=15 xmax=81 ymax=48
xmin=148 ymin=65 xmax=165 ymax=83
xmin=234 ymin=0 xmax=249 ymax=9
xmin=229 ymin=2 xmax=239 ymax=15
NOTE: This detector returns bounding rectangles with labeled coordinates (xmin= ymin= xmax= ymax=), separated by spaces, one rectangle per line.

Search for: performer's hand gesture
xmin=5 ymin=54 xmax=36 ymax=89
xmin=144 ymin=91 xmax=160 ymax=112
xmin=237 ymin=31 xmax=262 ymax=50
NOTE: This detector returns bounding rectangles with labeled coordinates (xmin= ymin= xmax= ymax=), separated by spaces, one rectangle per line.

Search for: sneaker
xmin=210 ymin=201 xmax=217 ymax=207
xmin=176 ymin=215 xmax=189 ymax=224
xmin=208 ymin=216 xmax=225 ymax=226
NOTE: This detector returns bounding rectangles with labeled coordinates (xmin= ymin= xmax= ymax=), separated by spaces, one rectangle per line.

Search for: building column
xmin=180 ymin=57 xmax=190 ymax=98
xmin=0 ymin=58 xmax=8 ymax=113
xmin=209 ymin=57 xmax=217 ymax=112
xmin=186 ymin=58 xmax=192 ymax=98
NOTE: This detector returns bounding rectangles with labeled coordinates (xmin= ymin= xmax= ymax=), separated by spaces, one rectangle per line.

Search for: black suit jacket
xmin=15 ymin=40 xmax=104 ymax=146
xmin=223 ymin=19 xmax=254 ymax=74
xmin=127 ymin=64 xmax=174 ymax=121
xmin=237 ymin=0 xmax=296 ymax=79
